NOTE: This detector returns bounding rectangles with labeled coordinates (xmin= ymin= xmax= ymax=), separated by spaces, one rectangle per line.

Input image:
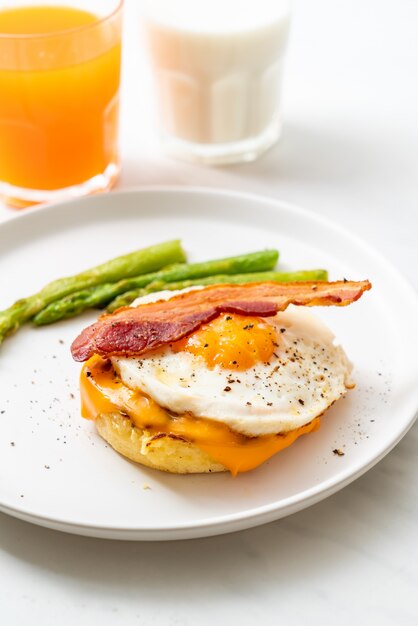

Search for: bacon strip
xmin=71 ymin=281 xmax=371 ymax=362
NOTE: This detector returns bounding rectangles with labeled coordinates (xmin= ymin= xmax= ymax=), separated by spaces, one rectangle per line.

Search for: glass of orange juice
xmin=0 ymin=0 xmax=123 ymax=207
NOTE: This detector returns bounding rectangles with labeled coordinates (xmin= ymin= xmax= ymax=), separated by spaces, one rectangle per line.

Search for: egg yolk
xmin=172 ymin=314 xmax=278 ymax=370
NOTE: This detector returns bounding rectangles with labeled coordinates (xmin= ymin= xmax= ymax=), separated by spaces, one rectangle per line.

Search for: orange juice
xmin=0 ymin=4 xmax=122 ymax=203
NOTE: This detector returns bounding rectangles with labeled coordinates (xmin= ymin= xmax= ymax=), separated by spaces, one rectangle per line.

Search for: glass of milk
xmin=142 ymin=0 xmax=291 ymax=165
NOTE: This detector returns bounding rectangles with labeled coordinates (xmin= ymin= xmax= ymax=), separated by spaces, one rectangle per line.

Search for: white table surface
xmin=1 ymin=0 xmax=417 ymax=624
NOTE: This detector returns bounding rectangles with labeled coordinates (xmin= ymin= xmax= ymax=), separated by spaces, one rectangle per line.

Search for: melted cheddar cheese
xmin=81 ymin=356 xmax=320 ymax=475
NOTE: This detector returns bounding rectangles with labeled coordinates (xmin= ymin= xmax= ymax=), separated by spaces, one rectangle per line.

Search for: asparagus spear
xmin=33 ymin=250 xmax=279 ymax=326
xmin=106 ymin=269 xmax=329 ymax=312
xmin=0 ymin=240 xmax=186 ymax=344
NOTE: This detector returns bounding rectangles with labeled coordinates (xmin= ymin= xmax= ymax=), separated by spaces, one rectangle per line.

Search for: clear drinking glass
xmin=142 ymin=0 xmax=291 ymax=165
xmin=0 ymin=0 xmax=123 ymax=207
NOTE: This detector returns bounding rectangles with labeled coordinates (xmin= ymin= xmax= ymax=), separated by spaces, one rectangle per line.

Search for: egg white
xmin=111 ymin=290 xmax=353 ymax=436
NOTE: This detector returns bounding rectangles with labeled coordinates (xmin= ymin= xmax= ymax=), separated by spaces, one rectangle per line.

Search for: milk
xmin=143 ymin=0 xmax=291 ymax=163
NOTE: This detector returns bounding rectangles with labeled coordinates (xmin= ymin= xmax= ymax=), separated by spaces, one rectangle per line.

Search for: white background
xmin=0 ymin=0 xmax=417 ymax=624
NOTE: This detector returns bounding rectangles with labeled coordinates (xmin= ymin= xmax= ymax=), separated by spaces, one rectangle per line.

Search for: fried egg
xmin=111 ymin=289 xmax=353 ymax=437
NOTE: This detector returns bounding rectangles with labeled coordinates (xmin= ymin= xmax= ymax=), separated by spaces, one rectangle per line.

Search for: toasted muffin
xmin=96 ymin=411 xmax=226 ymax=474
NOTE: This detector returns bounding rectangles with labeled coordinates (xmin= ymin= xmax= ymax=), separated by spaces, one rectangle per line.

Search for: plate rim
xmin=1 ymin=186 xmax=417 ymax=540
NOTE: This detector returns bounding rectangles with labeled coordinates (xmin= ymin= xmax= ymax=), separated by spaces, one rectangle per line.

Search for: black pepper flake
xmin=246 ymin=401 xmax=252 ymax=406
xmin=226 ymin=316 xmax=232 ymax=321
xmin=224 ymin=386 xmax=231 ymax=392
xmin=44 ymin=464 xmax=50 ymax=469
xmin=59 ymin=339 xmax=64 ymax=344
xmin=0 ymin=410 xmax=5 ymax=414
xmin=204 ymin=343 xmax=209 ymax=348
xmin=243 ymin=324 xmax=254 ymax=330
xmin=10 ymin=441 xmax=15 ymax=447
xmin=86 ymin=371 xmax=92 ymax=378
xmin=280 ymin=328 xmax=286 ymax=333
xmin=298 ymin=399 xmax=305 ymax=405
xmin=267 ymin=402 xmax=273 ymax=407
xmin=333 ymin=448 xmax=345 ymax=456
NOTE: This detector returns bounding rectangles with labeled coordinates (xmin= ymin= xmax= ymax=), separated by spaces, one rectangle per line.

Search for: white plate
xmin=0 ymin=188 xmax=417 ymax=540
